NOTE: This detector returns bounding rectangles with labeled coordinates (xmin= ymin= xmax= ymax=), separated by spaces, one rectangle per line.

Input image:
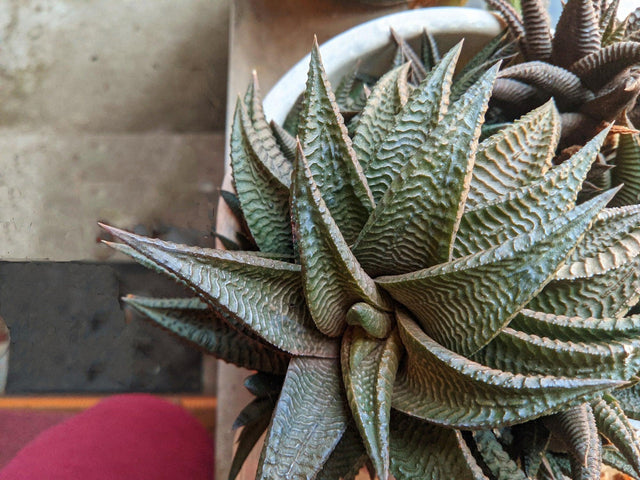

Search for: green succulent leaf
xmin=528 ymin=220 xmax=640 ymax=318
xmin=613 ymin=384 xmax=640 ymax=420
xmin=565 ymin=204 xmax=640 ymax=262
xmin=390 ymin=28 xmax=428 ymax=84
xmin=466 ymin=100 xmax=559 ymax=208
xmin=510 ymin=420 xmax=551 ymax=478
xmin=351 ymin=63 xmax=411 ymax=170
xmin=473 ymin=430 xmax=528 ymax=480
xmin=270 ymin=120 xmax=297 ymax=162
xmin=292 ymin=144 xmax=389 ymax=337
xmin=473 ymin=324 xmax=640 ymax=380
xmin=257 ymin=357 xmax=349 ymax=480
xmin=543 ymin=403 xmax=601 ymax=478
xmin=123 ymin=296 xmax=290 ymax=375
xmin=242 ymin=73 xmax=293 ymax=187
xmin=377 ymin=190 xmax=615 ymax=356
xmin=346 ymin=302 xmax=394 ymax=340
xmin=353 ymin=64 xmax=498 ymax=276
xmin=389 ymin=410 xmax=489 ymax=480
xmin=600 ymin=0 xmax=622 ymax=43
xmin=101 ymin=225 xmax=337 ymax=358
xmin=334 ymin=64 xmax=361 ymax=111
xmin=219 ymin=190 xmax=250 ymax=232
xmin=392 ymin=309 xmax=626 ymax=429
xmin=315 ymin=424 xmax=369 ymax=480
xmin=591 ymin=395 xmax=640 ymax=477
xmin=297 ymin=40 xmax=374 ymax=244
xmin=230 ymin=101 xmax=294 ymax=256
xmin=611 ymin=132 xmax=640 ymax=207
xmin=555 ymin=212 xmax=640 ymax=281
xmin=233 ymin=396 xmax=277 ymax=430
xmin=451 ymin=29 xmax=515 ymax=100
xmin=510 ymin=309 xmax=640 ymax=343
xmin=363 ymin=43 xmax=461 ymax=203
xmin=341 ymin=326 xmax=402 ymax=479
xmin=456 ymin=127 xmax=606 ymax=257
xmin=420 ymin=29 xmax=440 ymax=71
xmin=540 ymin=452 xmax=572 ymax=480
xmin=602 ymin=446 xmax=640 ymax=480
xmin=229 ymin=403 xmax=273 ymax=480
xmin=243 ymin=372 xmax=284 ymax=399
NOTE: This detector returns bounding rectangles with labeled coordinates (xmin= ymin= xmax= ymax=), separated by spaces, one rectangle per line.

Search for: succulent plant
xmin=485 ymin=0 xmax=640 ymax=206
xmin=102 ymin=37 xmax=640 ymax=480
xmin=486 ymin=0 xmax=640 ymax=126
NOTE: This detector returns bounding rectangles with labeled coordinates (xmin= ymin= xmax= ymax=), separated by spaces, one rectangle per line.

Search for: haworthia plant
xmin=104 ymin=34 xmax=640 ymax=480
xmin=485 ymin=0 xmax=640 ymax=199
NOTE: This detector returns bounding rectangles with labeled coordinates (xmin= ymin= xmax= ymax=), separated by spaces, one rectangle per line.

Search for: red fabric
xmin=0 ymin=394 xmax=213 ymax=480
xmin=0 ymin=410 xmax=75 ymax=468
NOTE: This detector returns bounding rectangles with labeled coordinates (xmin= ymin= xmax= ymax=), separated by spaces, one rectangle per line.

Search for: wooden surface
xmin=0 ymin=395 xmax=217 ymax=432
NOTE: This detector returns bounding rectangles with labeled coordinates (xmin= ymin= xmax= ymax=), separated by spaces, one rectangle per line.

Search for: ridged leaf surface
xmin=230 ymin=102 xmax=293 ymax=256
xmin=257 ymin=357 xmax=348 ymax=480
xmin=592 ymin=395 xmax=640 ymax=477
xmin=511 ymin=421 xmax=550 ymax=478
xmin=452 ymin=29 xmax=514 ymax=100
xmin=544 ymin=404 xmax=601 ymax=480
xmin=315 ymin=424 xmax=368 ymax=480
xmin=297 ymin=41 xmax=374 ymax=244
xmin=292 ymin=145 xmax=389 ymax=337
xmin=614 ymin=384 xmax=640 ymax=420
xmin=363 ymin=43 xmax=461 ymax=203
xmin=351 ymin=63 xmax=411 ymax=172
xmin=528 ymin=243 xmax=640 ymax=318
xmin=341 ymin=327 xmax=402 ymax=479
xmin=101 ymin=225 xmax=337 ymax=358
xmin=123 ymin=296 xmax=290 ymax=375
xmin=564 ymin=205 xmax=640 ymax=263
xmin=377 ymin=192 xmax=614 ymax=356
xmin=510 ymin=309 xmax=640 ymax=343
xmin=392 ymin=310 xmax=624 ymax=429
xmin=465 ymin=100 xmax=559 ymax=208
xmin=473 ymin=430 xmax=528 ymax=480
xmin=473 ymin=325 xmax=640 ymax=380
xmin=455 ymin=128 xmax=605 ymax=257
xmin=353 ymin=66 xmax=498 ymax=276
xmin=602 ymin=445 xmax=640 ymax=480
xmin=389 ymin=410 xmax=489 ymax=480
xmin=242 ymin=73 xmax=293 ymax=187
xmin=611 ymin=132 xmax=640 ymax=207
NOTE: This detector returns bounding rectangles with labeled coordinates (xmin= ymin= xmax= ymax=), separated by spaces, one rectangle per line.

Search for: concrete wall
xmin=0 ymin=0 xmax=229 ymax=261
xmin=0 ymin=1 xmax=230 ymax=394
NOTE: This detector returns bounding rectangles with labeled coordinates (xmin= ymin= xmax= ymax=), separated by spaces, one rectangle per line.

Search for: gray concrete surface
xmin=0 ymin=1 xmax=230 ymax=397
xmin=1 ymin=131 xmax=223 ymax=260
xmin=1 ymin=261 xmax=203 ymax=393
xmin=0 ymin=0 xmax=229 ymax=262
xmin=0 ymin=0 xmax=228 ymax=133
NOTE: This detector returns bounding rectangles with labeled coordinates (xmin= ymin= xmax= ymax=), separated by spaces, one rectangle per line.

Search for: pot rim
xmin=262 ymin=6 xmax=503 ymax=124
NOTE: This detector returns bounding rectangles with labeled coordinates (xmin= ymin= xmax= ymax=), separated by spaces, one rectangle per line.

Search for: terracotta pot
xmin=217 ymin=7 xmax=502 ymax=479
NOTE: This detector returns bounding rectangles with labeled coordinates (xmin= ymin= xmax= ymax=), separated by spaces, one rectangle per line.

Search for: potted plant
xmin=102 ymin=3 xmax=640 ymax=479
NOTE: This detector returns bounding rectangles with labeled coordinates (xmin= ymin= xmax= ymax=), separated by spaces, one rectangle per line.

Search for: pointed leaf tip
xmin=102 ymin=226 xmax=338 ymax=358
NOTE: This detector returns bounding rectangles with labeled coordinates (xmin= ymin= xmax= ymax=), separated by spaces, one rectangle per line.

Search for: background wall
xmin=0 ymin=0 xmax=229 ymax=261
xmin=0 ymin=0 xmax=230 ymax=394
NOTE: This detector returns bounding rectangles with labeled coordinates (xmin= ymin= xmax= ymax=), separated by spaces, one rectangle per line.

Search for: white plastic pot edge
xmin=262 ymin=7 xmax=503 ymax=124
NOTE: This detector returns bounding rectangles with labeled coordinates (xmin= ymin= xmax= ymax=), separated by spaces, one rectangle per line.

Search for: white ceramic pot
xmin=263 ymin=7 xmax=502 ymax=124
xmin=218 ymin=7 xmax=502 ymax=480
